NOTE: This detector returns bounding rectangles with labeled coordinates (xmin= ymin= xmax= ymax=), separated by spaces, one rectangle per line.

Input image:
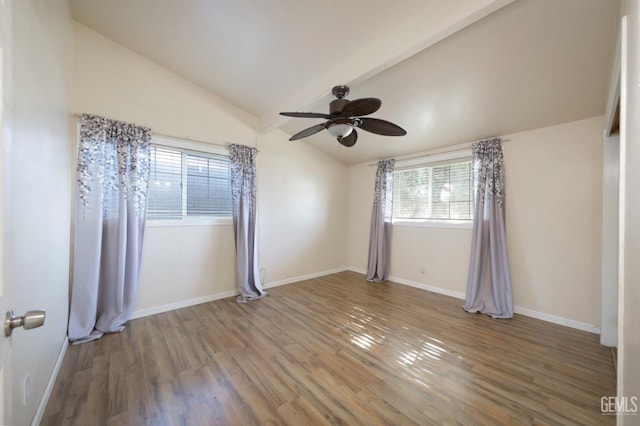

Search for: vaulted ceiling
xmin=70 ymin=0 xmax=620 ymax=164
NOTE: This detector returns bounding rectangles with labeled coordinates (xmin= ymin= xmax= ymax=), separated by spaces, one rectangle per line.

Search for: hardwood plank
xmin=277 ymin=396 xmax=332 ymax=426
xmin=42 ymin=271 xmax=616 ymax=425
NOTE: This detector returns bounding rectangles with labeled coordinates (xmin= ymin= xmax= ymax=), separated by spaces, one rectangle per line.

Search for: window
xmin=147 ymin=144 xmax=232 ymax=221
xmin=393 ymin=159 xmax=473 ymax=223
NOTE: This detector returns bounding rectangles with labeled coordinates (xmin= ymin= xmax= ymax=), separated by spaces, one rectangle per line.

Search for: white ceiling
xmin=70 ymin=0 xmax=620 ymax=165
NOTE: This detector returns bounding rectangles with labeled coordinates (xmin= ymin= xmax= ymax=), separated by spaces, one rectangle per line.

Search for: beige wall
xmin=505 ymin=116 xmax=603 ymax=328
xmin=135 ymin=225 xmax=237 ymax=312
xmin=347 ymin=164 xmax=375 ymax=272
xmin=6 ymin=1 xmax=73 ymax=424
xmin=257 ymin=130 xmax=348 ymax=283
xmin=348 ymin=116 xmax=604 ymax=330
xmin=72 ymin=23 xmax=348 ymax=315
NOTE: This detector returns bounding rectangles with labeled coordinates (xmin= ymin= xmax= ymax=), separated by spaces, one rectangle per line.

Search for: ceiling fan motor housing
xmin=330 ymin=85 xmax=350 ymax=115
xmin=330 ymin=98 xmax=350 ymax=115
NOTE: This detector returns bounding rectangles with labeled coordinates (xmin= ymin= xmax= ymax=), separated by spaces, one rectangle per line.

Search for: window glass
xmin=147 ymin=145 xmax=231 ymax=221
xmin=393 ymin=160 xmax=473 ymax=222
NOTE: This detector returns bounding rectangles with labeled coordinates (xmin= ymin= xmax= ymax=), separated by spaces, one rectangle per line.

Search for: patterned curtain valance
xmin=76 ymin=114 xmax=152 ymax=215
xmin=373 ymin=159 xmax=395 ymax=220
xmin=229 ymin=143 xmax=258 ymax=169
xmin=79 ymin=114 xmax=151 ymax=143
xmin=472 ymin=137 xmax=504 ymax=207
xmin=373 ymin=160 xmax=395 ymax=201
xmin=229 ymin=143 xmax=258 ymax=216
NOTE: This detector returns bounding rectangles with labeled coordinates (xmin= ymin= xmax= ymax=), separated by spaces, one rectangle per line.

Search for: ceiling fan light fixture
xmin=327 ymin=123 xmax=354 ymax=138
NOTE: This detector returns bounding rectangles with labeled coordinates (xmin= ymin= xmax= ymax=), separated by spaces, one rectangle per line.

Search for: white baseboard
xmin=390 ymin=275 xmax=467 ymax=300
xmin=512 ymin=306 xmax=600 ymax=334
xmin=131 ymin=290 xmax=239 ymax=320
xmin=348 ymin=266 xmax=467 ymax=300
xmin=263 ymin=267 xmax=348 ymax=289
xmin=346 ymin=266 xmax=600 ymax=334
xmin=32 ymin=336 xmax=69 ymax=426
xmin=130 ymin=267 xmax=349 ymax=320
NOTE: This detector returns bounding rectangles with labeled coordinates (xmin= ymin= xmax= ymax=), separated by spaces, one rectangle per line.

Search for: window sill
xmin=392 ymin=220 xmax=473 ymax=230
xmin=146 ymin=217 xmax=233 ymax=227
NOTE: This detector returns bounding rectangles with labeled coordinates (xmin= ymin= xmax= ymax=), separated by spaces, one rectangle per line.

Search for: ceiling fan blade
xmin=341 ymin=98 xmax=381 ymax=117
xmin=358 ymin=118 xmax=407 ymax=136
xmin=289 ymin=123 xmax=327 ymax=141
xmin=338 ymin=129 xmax=358 ymax=147
xmin=280 ymin=112 xmax=332 ymax=119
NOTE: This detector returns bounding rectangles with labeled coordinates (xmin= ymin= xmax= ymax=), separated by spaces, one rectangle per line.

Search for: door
xmin=0 ymin=43 xmax=5 ymax=426
xmin=0 ymin=0 xmax=11 ymax=423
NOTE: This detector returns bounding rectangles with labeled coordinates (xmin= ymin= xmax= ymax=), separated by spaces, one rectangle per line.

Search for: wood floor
xmin=42 ymin=271 xmax=616 ymax=425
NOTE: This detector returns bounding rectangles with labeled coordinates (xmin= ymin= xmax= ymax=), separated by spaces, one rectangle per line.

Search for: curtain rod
xmin=72 ymin=113 xmax=258 ymax=151
xmin=367 ymin=137 xmax=510 ymax=166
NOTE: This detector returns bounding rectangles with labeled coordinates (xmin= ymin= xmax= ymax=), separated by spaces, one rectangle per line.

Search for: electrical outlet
xmin=259 ymin=266 xmax=267 ymax=282
xmin=420 ymin=266 xmax=426 ymax=274
xmin=23 ymin=373 xmax=30 ymax=405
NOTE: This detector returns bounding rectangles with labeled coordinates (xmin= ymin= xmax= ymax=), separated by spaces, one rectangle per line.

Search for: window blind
xmin=185 ymin=153 xmax=232 ymax=216
xmin=393 ymin=160 xmax=473 ymax=221
xmin=147 ymin=145 xmax=232 ymax=220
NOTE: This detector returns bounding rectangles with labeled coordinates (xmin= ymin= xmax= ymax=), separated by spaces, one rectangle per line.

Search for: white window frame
xmin=392 ymin=149 xmax=474 ymax=230
xmin=146 ymin=135 xmax=232 ymax=227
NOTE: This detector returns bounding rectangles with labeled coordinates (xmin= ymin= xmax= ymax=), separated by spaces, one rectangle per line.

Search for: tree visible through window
xmin=393 ymin=160 xmax=473 ymax=221
xmin=147 ymin=145 xmax=231 ymax=220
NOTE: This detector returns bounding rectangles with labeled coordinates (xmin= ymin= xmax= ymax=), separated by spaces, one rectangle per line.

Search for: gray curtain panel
xmin=367 ymin=159 xmax=395 ymax=282
xmin=464 ymin=137 xmax=513 ymax=318
xmin=230 ymin=144 xmax=266 ymax=303
xmin=68 ymin=114 xmax=151 ymax=344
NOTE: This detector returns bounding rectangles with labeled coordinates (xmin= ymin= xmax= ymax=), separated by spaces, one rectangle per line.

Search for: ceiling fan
xmin=280 ymin=85 xmax=407 ymax=147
